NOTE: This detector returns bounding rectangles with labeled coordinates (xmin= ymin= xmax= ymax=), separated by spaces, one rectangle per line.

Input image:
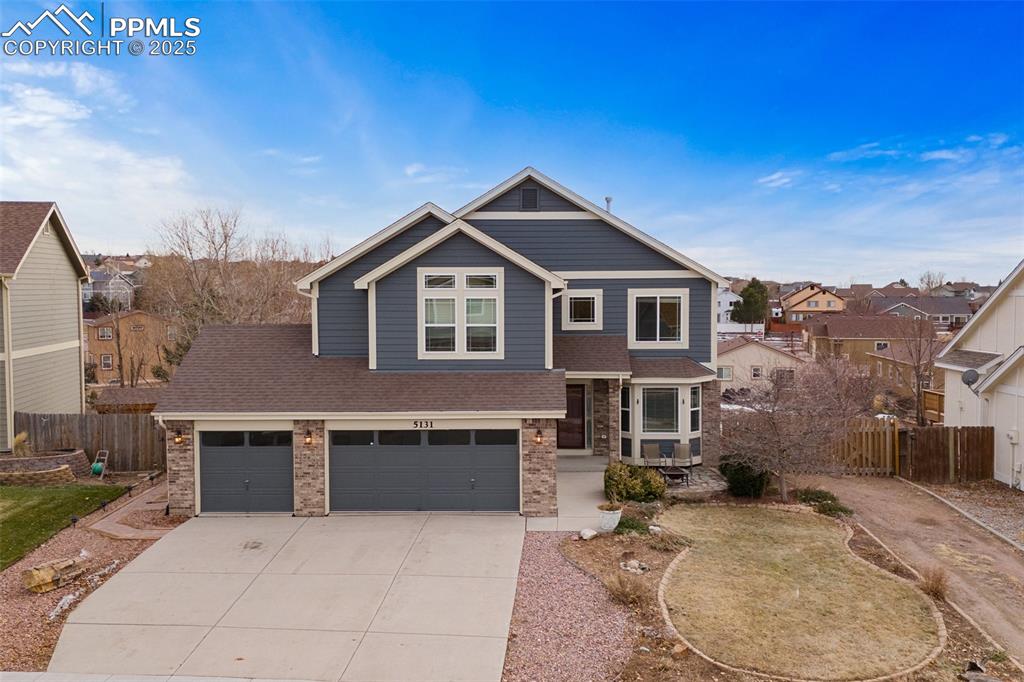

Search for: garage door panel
xmin=199 ymin=432 xmax=294 ymax=514
xmin=329 ymin=429 xmax=519 ymax=512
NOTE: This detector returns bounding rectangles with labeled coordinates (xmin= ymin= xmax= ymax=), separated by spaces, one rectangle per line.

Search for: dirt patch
xmin=118 ymin=508 xmax=188 ymax=530
xmin=0 ymin=485 xmax=157 ymax=671
xmin=502 ymin=532 xmax=632 ymax=682
xmin=924 ymin=480 xmax=1024 ymax=544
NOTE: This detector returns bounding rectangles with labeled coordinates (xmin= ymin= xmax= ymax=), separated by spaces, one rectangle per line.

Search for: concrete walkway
xmin=527 ymin=456 xmax=606 ymax=531
xmin=88 ymin=481 xmax=171 ymax=541
xmin=48 ymin=514 xmax=525 ymax=681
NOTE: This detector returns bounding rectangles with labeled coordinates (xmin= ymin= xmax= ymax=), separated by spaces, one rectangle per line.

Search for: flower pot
xmin=598 ymin=507 xmax=622 ymax=532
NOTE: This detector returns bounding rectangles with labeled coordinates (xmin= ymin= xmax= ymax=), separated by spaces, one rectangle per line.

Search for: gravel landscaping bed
xmin=119 ymin=508 xmax=189 ymax=530
xmin=923 ymin=480 xmax=1024 ymax=544
xmin=0 ymin=492 xmax=156 ymax=671
xmin=502 ymin=532 xmax=632 ymax=682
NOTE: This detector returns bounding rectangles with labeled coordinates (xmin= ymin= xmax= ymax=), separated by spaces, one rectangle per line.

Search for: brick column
xmin=166 ymin=420 xmax=195 ymax=516
xmin=521 ymin=418 xmax=557 ymax=517
xmin=701 ymin=380 xmax=722 ymax=468
xmin=608 ymin=378 xmax=621 ymax=463
xmin=293 ymin=420 xmax=326 ymax=516
xmin=592 ymin=379 xmax=610 ymax=459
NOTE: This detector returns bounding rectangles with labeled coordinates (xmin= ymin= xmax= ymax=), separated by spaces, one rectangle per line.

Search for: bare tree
xmin=880 ymin=317 xmax=940 ymax=426
xmin=721 ymin=359 xmax=879 ymax=501
xmin=918 ymin=270 xmax=946 ymax=293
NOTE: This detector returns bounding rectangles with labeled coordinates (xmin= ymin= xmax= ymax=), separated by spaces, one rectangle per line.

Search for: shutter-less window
xmin=520 ymin=187 xmax=539 ymax=210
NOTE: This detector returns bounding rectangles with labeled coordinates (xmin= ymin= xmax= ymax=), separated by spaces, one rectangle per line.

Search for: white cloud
xmin=920 ymin=148 xmax=968 ymax=162
xmin=827 ymin=142 xmax=902 ymax=162
xmin=756 ymin=170 xmax=799 ymax=188
xmin=2 ymin=61 xmax=134 ymax=110
xmin=402 ymin=162 xmax=466 ymax=184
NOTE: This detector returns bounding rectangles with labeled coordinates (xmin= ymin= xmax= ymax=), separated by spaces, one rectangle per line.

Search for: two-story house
xmin=936 ymin=259 xmax=1023 ymax=490
xmin=154 ymin=168 xmax=725 ymax=517
xmin=781 ymin=283 xmax=845 ymax=322
xmin=84 ymin=309 xmax=177 ymax=385
xmin=0 ymin=202 xmax=90 ymax=450
xmin=867 ymin=296 xmax=973 ymax=334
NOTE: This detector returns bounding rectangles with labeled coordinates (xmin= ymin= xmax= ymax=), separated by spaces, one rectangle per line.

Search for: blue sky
xmin=1 ymin=1 xmax=1022 ymax=284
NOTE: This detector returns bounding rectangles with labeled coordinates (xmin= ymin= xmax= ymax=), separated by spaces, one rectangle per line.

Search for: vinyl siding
xmin=375 ymin=233 xmax=546 ymax=370
xmin=11 ymin=347 xmax=82 ymax=414
xmin=467 ymin=219 xmax=682 ymax=270
xmin=555 ymin=277 xmax=712 ymax=363
xmin=475 ymin=180 xmax=584 ymax=212
xmin=8 ymin=220 xmax=81 ymax=350
xmin=318 ymin=216 xmax=447 ymax=356
xmin=0 ymin=362 xmax=7 ymax=450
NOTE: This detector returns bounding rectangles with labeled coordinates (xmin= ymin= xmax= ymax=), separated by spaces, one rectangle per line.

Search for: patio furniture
xmin=641 ymin=443 xmax=666 ymax=468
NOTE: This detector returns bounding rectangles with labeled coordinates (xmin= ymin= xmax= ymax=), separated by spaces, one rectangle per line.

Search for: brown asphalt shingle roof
xmin=811 ymin=315 xmax=933 ymax=339
xmin=553 ymin=335 xmax=631 ymax=373
xmin=629 ymin=355 xmax=714 ymax=379
xmin=938 ymin=349 xmax=1002 ymax=370
xmin=0 ymin=201 xmax=53 ymax=275
xmin=155 ymin=325 xmax=567 ymax=415
xmin=95 ymin=387 xmax=163 ymax=407
xmin=869 ymin=296 xmax=972 ymax=316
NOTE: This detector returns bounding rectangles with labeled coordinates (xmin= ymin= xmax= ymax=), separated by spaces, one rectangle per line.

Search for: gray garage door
xmin=329 ymin=429 xmax=519 ymax=512
xmin=199 ymin=431 xmax=294 ymax=513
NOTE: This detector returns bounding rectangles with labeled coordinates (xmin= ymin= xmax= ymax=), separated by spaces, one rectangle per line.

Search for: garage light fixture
xmin=173 ymin=430 xmax=184 ymax=445
xmin=534 ymin=429 xmax=544 ymax=445
xmin=304 ymin=430 xmax=314 ymax=445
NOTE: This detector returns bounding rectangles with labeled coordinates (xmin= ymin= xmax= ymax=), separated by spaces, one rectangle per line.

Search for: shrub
xmin=614 ymin=515 xmax=650 ymax=535
xmin=604 ymin=462 xmax=667 ymax=503
xmin=919 ymin=566 xmax=949 ymax=601
xmin=795 ymin=488 xmax=838 ymax=505
xmin=812 ymin=500 xmax=852 ymax=517
xmin=718 ymin=459 xmax=769 ymax=498
xmin=606 ymin=573 xmax=648 ymax=608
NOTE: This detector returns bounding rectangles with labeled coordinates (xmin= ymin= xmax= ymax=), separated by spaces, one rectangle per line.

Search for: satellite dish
xmin=962 ymin=369 xmax=979 ymax=386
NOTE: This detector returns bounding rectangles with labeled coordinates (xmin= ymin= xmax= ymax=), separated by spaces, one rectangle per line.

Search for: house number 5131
xmin=413 ymin=420 xmax=434 ymax=429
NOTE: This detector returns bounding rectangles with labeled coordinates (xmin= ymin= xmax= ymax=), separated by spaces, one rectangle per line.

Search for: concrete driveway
xmin=49 ymin=514 xmax=525 ymax=681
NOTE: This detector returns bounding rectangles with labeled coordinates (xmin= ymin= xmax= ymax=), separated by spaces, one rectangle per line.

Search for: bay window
xmin=628 ymin=288 xmax=689 ymax=349
xmin=620 ymin=385 xmax=630 ymax=431
xmin=689 ymin=386 xmax=701 ymax=433
xmin=417 ymin=268 xmax=504 ymax=359
xmin=642 ymin=387 xmax=679 ymax=433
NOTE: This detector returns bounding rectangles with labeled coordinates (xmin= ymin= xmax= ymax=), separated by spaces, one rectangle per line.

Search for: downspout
xmin=1 ymin=278 xmax=14 ymax=448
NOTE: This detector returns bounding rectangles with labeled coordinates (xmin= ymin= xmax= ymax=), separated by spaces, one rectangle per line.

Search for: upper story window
xmin=520 ymin=187 xmax=539 ymax=210
xmin=561 ymin=289 xmax=603 ymax=331
xmin=826 ymin=300 xmax=835 ymax=308
xmin=417 ymin=268 xmax=504 ymax=360
xmin=627 ymin=288 xmax=689 ymax=350
xmin=167 ymin=326 xmax=177 ymax=341
xmin=874 ymin=341 xmax=889 ymax=351
xmin=98 ymin=327 xmax=113 ymax=340
xmin=807 ymin=300 xmax=819 ymax=308
xmin=751 ymin=366 xmax=763 ymax=379
xmin=100 ymin=354 xmax=113 ymax=370
xmin=717 ymin=366 xmax=733 ymax=381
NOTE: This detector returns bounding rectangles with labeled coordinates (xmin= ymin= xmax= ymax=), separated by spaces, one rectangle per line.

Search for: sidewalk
xmin=88 ymin=481 xmax=172 ymax=541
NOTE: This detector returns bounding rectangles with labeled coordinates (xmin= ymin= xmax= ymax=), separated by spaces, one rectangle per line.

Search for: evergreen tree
xmin=732 ymin=278 xmax=769 ymax=323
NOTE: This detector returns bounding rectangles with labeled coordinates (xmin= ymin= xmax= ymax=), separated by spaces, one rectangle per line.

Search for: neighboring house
xmin=84 ymin=310 xmax=176 ymax=386
xmin=931 ymin=281 xmax=980 ymax=298
xmin=936 ymin=259 xmax=1023 ymax=490
xmin=805 ymin=315 xmax=932 ymax=368
xmin=781 ymin=283 xmax=845 ymax=322
xmin=868 ymin=296 xmax=973 ymax=334
xmin=717 ymin=286 xmax=742 ymax=324
xmin=0 ymin=202 xmax=90 ymax=450
xmin=82 ymin=269 xmax=137 ymax=310
xmin=716 ymin=336 xmax=804 ymax=394
xmin=153 ymin=167 xmax=726 ymax=517
xmin=93 ymin=386 xmax=163 ymax=414
xmin=867 ymin=340 xmax=946 ymax=424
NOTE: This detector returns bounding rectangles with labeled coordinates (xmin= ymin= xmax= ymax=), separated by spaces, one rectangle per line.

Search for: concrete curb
xmin=656 ymin=505 xmax=946 ymax=682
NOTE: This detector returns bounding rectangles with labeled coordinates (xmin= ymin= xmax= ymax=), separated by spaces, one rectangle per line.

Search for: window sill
xmin=416 ymin=351 xmax=505 ymax=361
xmin=563 ymin=321 xmax=603 ymax=331
xmin=628 ymin=339 xmax=688 ymax=350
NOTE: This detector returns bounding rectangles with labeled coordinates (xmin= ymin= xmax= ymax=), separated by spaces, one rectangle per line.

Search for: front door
xmin=558 ymin=384 xmax=586 ymax=449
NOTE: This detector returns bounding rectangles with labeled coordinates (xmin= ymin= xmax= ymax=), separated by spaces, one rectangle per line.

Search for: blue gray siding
xmin=375 ymin=233 xmax=547 ymax=370
xmin=475 ymin=180 xmax=584 ymax=212
xmin=555 ymin=278 xmax=712 ymax=363
xmin=467 ymin=219 xmax=681 ymax=270
xmin=318 ymin=217 xmax=447 ymax=356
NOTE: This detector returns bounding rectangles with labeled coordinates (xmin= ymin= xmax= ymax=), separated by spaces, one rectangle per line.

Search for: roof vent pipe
xmin=604 ymin=196 xmax=613 ymax=213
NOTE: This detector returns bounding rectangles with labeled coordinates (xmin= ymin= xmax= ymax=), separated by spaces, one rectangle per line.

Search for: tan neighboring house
xmin=0 ymin=202 xmax=90 ymax=450
xmin=781 ymin=283 xmax=845 ymax=322
xmin=84 ymin=309 xmax=177 ymax=386
xmin=867 ymin=340 xmax=946 ymax=424
xmin=805 ymin=315 xmax=933 ymax=368
xmin=936 ymin=259 xmax=1023 ymax=490
xmin=716 ymin=336 xmax=805 ymax=394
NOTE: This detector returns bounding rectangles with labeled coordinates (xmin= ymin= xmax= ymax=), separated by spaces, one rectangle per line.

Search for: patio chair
xmin=641 ymin=443 xmax=666 ymax=468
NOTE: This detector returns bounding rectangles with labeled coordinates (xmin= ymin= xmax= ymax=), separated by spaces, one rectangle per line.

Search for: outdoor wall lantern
xmin=534 ymin=429 xmax=544 ymax=445
xmin=173 ymin=430 xmax=184 ymax=445
xmin=304 ymin=430 xmax=314 ymax=445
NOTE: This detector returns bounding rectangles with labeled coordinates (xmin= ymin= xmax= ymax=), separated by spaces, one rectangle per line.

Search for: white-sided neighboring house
xmin=936 ymin=259 xmax=1024 ymax=490
xmin=716 ymin=335 xmax=805 ymax=395
xmin=717 ymin=286 xmax=742 ymax=324
xmin=0 ymin=202 xmax=90 ymax=450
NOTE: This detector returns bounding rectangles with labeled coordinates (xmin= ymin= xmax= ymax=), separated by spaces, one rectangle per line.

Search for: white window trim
xmin=98 ymin=327 xmax=113 ymax=340
xmin=416 ymin=266 xmax=504 ymax=360
xmin=627 ymin=288 xmax=689 ymax=350
xmin=751 ymin=366 xmax=763 ymax=380
xmin=874 ymin=341 xmax=890 ymax=351
xmin=640 ymin=386 xmax=681 ymax=435
xmin=561 ymin=289 xmax=603 ymax=331
xmin=717 ymin=366 xmax=733 ymax=381
xmin=620 ymin=384 xmax=631 ymax=435
xmin=689 ymin=385 xmax=702 ymax=436
xmin=100 ymin=354 xmax=113 ymax=370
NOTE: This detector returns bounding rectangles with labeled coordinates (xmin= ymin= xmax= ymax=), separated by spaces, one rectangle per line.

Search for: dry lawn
xmin=658 ymin=506 xmax=940 ymax=681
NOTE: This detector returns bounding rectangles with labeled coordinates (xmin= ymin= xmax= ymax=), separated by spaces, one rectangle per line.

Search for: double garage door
xmin=198 ymin=428 xmax=520 ymax=513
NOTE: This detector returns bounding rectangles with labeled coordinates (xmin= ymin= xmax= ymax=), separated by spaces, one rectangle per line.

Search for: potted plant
xmin=597 ymin=498 xmax=623 ymax=532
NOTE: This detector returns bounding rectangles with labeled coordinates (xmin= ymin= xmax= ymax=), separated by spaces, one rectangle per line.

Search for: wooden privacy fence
xmin=827 ymin=417 xmax=900 ymax=476
xmin=13 ymin=412 xmax=166 ymax=472
xmin=900 ymin=425 xmax=994 ymax=484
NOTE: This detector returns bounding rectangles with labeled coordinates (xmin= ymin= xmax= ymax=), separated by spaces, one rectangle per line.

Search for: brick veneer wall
xmin=701 ymin=380 xmax=722 ymax=467
xmin=166 ymin=420 xmax=195 ymax=516
xmin=593 ymin=379 xmax=609 ymax=459
xmin=293 ymin=420 xmax=325 ymax=516
xmin=607 ymin=379 xmax=621 ymax=462
xmin=521 ymin=418 xmax=557 ymax=516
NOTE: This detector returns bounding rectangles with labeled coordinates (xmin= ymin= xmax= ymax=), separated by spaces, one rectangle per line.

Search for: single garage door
xmin=199 ymin=431 xmax=294 ymax=513
xmin=329 ymin=429 xmax=519 ymax=512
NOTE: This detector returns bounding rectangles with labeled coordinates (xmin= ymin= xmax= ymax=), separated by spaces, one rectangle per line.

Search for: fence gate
xmin=901 ymin=425 xmax=994 ymax=484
